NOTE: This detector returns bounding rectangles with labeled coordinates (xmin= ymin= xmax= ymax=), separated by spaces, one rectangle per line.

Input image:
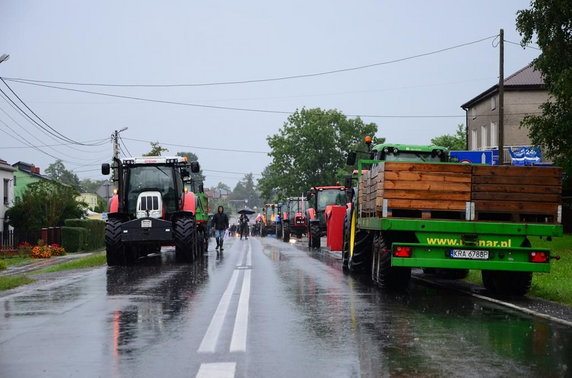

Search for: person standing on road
xmin=239 ymin=213 xmax=249 ymax=240
xmin=212 ymin=205 xmax=229 ymax=252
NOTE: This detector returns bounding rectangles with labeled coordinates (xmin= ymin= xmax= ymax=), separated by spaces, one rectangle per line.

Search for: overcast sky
xmin=0 ymin=0 xmax=539 ymax=188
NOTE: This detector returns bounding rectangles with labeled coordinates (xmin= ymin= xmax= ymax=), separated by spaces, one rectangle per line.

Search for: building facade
xmin=12 ymin=162 xmax=51 ymax=198
xmin=461 ymin=65 xmax=547 ymax=160
xmin=0 ymin=159 xmax=16 ymax=245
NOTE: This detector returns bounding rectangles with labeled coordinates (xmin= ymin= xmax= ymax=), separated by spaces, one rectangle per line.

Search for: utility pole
xmin=498 ymin=29 xmax=505 ymax=165
xmin=112 ymin=127 xmax=128 ymax=189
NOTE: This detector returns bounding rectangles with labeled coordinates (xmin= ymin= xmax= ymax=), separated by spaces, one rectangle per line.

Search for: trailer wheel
xmin=105 ymin=218 xmax=135 ymax=266
xmin=175 ymin=216 xmax=196 ymax=263
xmin=309 ymin=222 xmax=321 ymax=249
xmin=481 ymin=270 xmax=532 ymax=296
xmin=283 ymin=222 xmax=290 ymax=242
xmin=372 ymin=233 xmax=411 ymax=288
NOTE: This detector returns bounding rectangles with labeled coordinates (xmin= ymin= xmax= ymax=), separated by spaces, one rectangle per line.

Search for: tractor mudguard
xmin=109 ymin=194 xmax=119 ymax=213
xmin=182 ymin=192 xmax=196 ymax=214
xmin=307 ymin=208 xmax=317 ymax=220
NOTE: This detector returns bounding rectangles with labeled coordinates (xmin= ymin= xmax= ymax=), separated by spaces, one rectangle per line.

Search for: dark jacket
xmin=213 ymin=211 xmax=229 ymax=230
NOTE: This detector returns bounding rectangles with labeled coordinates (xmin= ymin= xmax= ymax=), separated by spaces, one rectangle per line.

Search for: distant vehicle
xmin=306 ymin=186 xmax=347 ymax=248
xmin=101 ymin=156 xmax=201 ymax=265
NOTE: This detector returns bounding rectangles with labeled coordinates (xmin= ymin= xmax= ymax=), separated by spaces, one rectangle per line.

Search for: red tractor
xmin=306 ymin=186 xmax=348 ymax=248
xmin=101 ymin=156 xmax=201 ymax=265
xmin=279 ymin=197 xmax=308 ymax=242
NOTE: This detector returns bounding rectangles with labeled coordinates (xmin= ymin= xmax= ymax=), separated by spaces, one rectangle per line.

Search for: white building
xmin=0 ymin=158 xmax=16 ymax=246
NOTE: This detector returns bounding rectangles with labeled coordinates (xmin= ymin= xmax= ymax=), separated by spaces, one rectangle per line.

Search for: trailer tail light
xmin=529 ymin=251 xmax=548 ymax=263
xmin=393 ymin=246 xmax=412 ymax=258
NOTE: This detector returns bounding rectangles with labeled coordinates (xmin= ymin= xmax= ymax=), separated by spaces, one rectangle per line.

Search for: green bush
xmin=64 ymin=219 xmax=105 ymax=250
xmin=61 ymin=227 xmax=88 ymax=252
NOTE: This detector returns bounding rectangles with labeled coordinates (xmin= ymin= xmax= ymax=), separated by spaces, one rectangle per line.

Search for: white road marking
xmin=195 ymin=362 xmax=236 ymax=378
xmin=246 ymin=243 xmax=252 ymax=266
xmin=198 ymin=270 xmax=240 ymax=353
xmin=229 ymin=269 xmax=251 ymax=352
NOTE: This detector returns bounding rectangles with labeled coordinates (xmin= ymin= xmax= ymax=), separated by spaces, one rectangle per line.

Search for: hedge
xmin=61 ymin=227 xmax=88 ymax=252
xmin=64 ymin=219 xmax=106 ymax=250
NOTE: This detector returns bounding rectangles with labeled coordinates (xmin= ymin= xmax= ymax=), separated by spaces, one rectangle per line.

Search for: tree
xmin=431 ymin=124 xmax=467 ymax=151
xmin=516 ymin=1 xmax=572 ymax=179
xmin=144 ymin=142 xmax=168 ymax=156
xmin=45 ymin=160 xmax=81 ymax=190
xmin=6 ymin=181 xmax=86 ymax=237
xmin=257 ymin=108 xmax=379 ymax=200
xmin=176 ymin=151 xmax=206 ymax=183
xmin=229 ymin=173 xmax=261 ymax=210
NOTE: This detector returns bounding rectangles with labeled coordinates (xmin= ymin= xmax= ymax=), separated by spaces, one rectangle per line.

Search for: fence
xmin=0 ymin=229 xmax=15 ymax=249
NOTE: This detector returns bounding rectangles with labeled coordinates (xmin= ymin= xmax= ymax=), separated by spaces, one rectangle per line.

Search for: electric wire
xmin=119 ymin=135 xmax=133 ymax=157
xmin=0 ymin=77 xmax=108 ymax=146
xmin=1 ymin=35 xmax=497 ymax=88
xmin=122 ymin=137 xmax=269 ymax=154
xmin=3 ymin=79 xmax=466 ymax=118
xmin=505 ymin=40 xmax=541 ymax=50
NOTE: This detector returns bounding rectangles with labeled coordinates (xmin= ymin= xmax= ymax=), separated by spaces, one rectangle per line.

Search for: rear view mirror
xmin=346 ymin=151 xmax=356 ymax=165
xmin=190 ymin=161 xmax=200 ymax=173
xmin=344 ymin=174 xmax=352 ymax=189
xmin=101 ymin=163 xmax=110 ymax=175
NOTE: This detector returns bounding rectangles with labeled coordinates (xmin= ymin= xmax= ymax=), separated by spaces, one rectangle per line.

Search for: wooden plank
xmin=472 ymin=183 xmax=561 ymax=194
xmin=473 ymin=165 xmax=562 ymax=177
xmin=474 ymin=200 xmax=558 ymax=214
xmin=385 ymin=180 xmax=471 ymax=192
xmin=387 ymin=199 xmax=467 ymax=211
xmin=472 ymin=192 xmax=561 ymax=202
xmin=383 ymin=190 xmax=470 ymax=201
xmin=472 ymin=175 xmax=561 ymax=186
xmin=383 ymin=171 xmax=471 ymax=183
xmin=384 ymin=162 xmax=472 ymax=174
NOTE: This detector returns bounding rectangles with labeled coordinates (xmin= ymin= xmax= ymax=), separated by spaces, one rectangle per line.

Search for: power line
xmin=0 ymin=77 xmax=108 ymax=147
xmin=123 ymin=137 xmax=269 ymax=154
xmin=505 ymin=40 xmax=541 ymax=51
xmin=2 ymin=35 xmax=497 ymax=88
xmin=3 ymin=79 xmax=466 ymax=118
xmin=119 ymin=135 xmax=133 ymax=157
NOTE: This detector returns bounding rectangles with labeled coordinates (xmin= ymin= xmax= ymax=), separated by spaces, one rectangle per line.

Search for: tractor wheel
xmin=342 ymin=208 xmax=352 ymax=270
xmin=283 ymin=223 xmax=290 ymax=242
xmin=175 ymin=216 xmax=197 ymax=263
xmin=481 ymin=270 xmax=532 ymax=296
xmin=372 ymin=233 xmax=411 ymax=288
xmin=105 ymin=218 xmax=136 ymax=266
xmin=348 ymin=228 xmax=372 ymax=273
xmin=309 ymin=222 xmax=321 ymax=249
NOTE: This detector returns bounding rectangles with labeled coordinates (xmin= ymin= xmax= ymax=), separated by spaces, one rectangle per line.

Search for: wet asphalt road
xmin=1 ymin=236 xmax=572 ymax=378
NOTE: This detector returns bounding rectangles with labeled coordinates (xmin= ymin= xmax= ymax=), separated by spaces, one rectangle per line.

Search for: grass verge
xmin=0 ymin=275 xmax=35 ymax=291
xmin=1 ymin=256 xmax=33 ymax=267
xmin=34 ymin=252 xmax=106 ymax=274
xmin=465 ymin=234 xmax=572 ymax=306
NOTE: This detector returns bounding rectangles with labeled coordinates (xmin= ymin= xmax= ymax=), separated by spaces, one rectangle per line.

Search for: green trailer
xmin=344 ymin=143 xmax=563 ymax=295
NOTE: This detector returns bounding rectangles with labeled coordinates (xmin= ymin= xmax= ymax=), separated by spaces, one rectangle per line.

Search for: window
xmin=490 ymin=122 xmax=498 ymax=147
xmin=471 ymin=107 xmax=477 ymax=120
xmin=491 ymin=95 xmax=497 ymax=111
xmin=471 ymin=129 xmax=478 ymax=150
xmin=3 ymin=179 xmax=8 ymax=205
xmin=481 ymin=125 xmax=488 ymax=149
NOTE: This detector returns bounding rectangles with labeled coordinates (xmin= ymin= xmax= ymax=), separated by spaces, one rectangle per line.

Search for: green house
xmin=12 ymin=162 xmax=51 ymax=198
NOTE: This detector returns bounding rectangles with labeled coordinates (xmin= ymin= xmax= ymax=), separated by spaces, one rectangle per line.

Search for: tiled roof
xmin=461 ymin=64 xmax=545 ymax=109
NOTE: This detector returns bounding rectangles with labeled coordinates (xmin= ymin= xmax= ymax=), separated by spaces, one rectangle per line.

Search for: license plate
xmin=141 ymin=219 xmax=152 ymax=228
xmin=450 ymin=249 xmax=489 ymax=260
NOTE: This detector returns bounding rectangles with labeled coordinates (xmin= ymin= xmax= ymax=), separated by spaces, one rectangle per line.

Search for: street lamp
xmin=0 ymin=54 xmax=10 ymax=64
